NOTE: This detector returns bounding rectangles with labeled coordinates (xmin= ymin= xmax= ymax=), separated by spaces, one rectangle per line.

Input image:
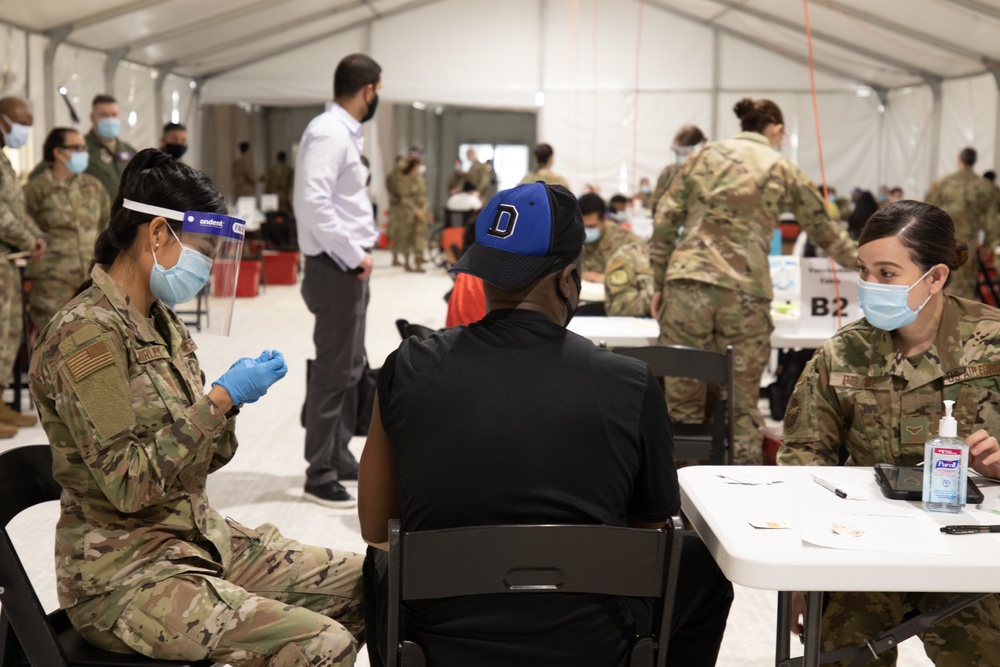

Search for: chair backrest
xmin=615 ymin=345 xmax=736 ymax=465
xmin=575 ymin=301 xmax=607 ymax=317
xmin=444 ymin=208 xmax=477 ymax=229
xmin=387 ymin=517 xmax=684 ymax=667
xmin=395 ymin=319 xmax=436 ymax=342
xmin=0 ymin=444 xmax=71 ymax=666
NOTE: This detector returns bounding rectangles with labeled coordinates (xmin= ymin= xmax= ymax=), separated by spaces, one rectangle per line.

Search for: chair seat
xmin=49 ymin=610 xmax=212 ymax=667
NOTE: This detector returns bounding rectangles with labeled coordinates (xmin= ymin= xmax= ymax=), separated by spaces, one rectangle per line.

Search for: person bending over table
xmin=30 ymin=149 xmax=366 ymax=666
xmin=359 ymin=182 xmax=733 ymax=667
xmin=778 ymin=200 xmax=1000 ymax=667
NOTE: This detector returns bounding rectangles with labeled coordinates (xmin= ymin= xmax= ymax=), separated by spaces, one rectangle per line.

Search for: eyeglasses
xmin=59 ymin=144 xmax=87 ymax=153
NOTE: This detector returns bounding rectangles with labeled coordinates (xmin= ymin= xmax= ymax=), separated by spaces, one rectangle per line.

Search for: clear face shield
xmin=123 ymin=199 xmax=246 ymax=336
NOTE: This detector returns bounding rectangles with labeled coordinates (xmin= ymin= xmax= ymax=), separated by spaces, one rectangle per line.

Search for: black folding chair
xmin=575 ymin=301 xmax=607 ymax=316
xmin=394 ymin=319 xmax=436 ymax=342
xmin=615 ymin=345 xmax=735 ymax=465
xmin=387 ymin=517 xmax=684 ymax=667
xmin=0 ymin=444 xmax=212 ymax=667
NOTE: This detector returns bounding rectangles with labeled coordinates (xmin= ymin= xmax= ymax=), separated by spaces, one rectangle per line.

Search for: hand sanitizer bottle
xmin=922 ymin=400 xmax=968 ymax=513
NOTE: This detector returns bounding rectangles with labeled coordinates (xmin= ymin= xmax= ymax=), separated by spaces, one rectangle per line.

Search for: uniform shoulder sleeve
xmin=777 ymin=343 xmax=845 ymax=466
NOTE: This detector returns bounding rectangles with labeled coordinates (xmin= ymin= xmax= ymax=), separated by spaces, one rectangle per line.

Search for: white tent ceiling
xmin=3 ymin=0 xmax=1000 ymax=196
xmin=2 ymin=0 xmax=999 ymax=88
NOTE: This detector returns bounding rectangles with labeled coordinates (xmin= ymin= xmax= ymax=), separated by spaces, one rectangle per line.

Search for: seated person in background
xmin=30 ymin=149 xmax=365 ymax=666
xmin=608 ymin=193 xmax=630 ymax=222
xmin=359 ymin=182 xmax=733 ymax=667
xmin=445 ymin=179 xmax=482 ymax=212
xmin=579 ymin=192 xmax=639 ymax=283
xmin=604 ymin=241 xmax=654 ymax=317
xmin=778 ymin=200 xmax=1000 ymax=667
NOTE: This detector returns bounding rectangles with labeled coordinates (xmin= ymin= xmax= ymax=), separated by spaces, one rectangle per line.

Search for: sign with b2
xmin=799 ymin=257 xmax=862 ymax=335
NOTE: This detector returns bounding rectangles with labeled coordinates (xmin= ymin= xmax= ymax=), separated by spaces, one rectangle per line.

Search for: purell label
xmin=935 ymin=459 xmax=960 ymax=469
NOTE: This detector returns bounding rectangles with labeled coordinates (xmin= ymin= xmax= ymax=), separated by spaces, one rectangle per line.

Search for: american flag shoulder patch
xmin=65 ymin=340 xmax=115 ymax=381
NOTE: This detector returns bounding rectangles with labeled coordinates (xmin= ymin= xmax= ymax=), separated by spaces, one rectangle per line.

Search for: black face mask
xmin=361 ymin=93 xmax=379 ymax=123
xmin=559 ymin=268 xmax=582 ymax=327
xmin=163 ymin=143 xmax=187 ymax=160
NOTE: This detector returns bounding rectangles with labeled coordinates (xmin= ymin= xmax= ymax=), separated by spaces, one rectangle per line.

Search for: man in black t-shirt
xmin=358 ymin=183 xmax=733 ymax=667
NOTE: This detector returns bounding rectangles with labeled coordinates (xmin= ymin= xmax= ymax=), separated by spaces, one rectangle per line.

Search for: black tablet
xmin=874 ymin=463 xmax=984 ymax=504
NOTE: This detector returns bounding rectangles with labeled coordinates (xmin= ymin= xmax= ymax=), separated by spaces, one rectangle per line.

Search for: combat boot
xmin=0 ymin=402 xmax=37 ymax=427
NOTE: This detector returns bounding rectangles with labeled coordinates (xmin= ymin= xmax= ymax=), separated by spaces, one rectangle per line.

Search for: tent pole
xmin=925 ymin=76 xmax=943 ymax=183
xmin=711 ymin=27 xmax=720 ymax=140
xmin=42 ymin=28 xmax=71 ymax=136
xmin=986 ymin=60 xmax=1000 ymax=176
xmin=104 ymin=48 xmax=128 ymax=98
xmin=875 ymin=87 xmax=888 ymax=193
xmin=153 ymin=65 xmax=173 ymax=142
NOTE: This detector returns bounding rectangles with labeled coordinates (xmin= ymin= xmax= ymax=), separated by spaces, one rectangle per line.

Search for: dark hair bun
xmin=953 ymin=240 xmax=969 ymax=270
xmin=734 ymin=98 xmax=755 ymax=120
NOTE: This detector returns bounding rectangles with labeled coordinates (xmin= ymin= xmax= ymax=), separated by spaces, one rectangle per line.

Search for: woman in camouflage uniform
xmin=24 ymin=128 xmax=110 ymax=332
xmin=779 ymin=201 xmax=1000 ymax=667
xmin=651 ymin=98 xmax=857 ymax=465
xmin=29 ymin=149 xmax=365 ymax=667
xmin=395 ymin=156 xmax=430 ymax=272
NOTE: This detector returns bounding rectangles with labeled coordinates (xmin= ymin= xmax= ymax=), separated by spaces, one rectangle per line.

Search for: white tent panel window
xmin=52 ymin=46 xmax=105 ymax=131
xmin=114 ymin=62 xmax=158 ymax=151
xmin=883 ymin=86 xmax=935 ymax=199
xmin=0 ymin=26 xmax=29 ymax=97
xmin=939 ymin=74 xmax=998 ymax=179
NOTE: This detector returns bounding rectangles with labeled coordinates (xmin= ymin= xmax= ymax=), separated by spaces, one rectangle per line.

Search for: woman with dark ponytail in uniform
xmin=779 ymin=200 xmax=1000 ymax=664
xmin=649 ymin=97 xmax=858 ymax=465
xmin=29 ymin=148 xmax=366 ymax=666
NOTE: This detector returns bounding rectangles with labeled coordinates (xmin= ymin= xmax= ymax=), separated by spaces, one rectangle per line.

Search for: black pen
xmin=941 ymin=525 xmax=1000 ymax=535
xmin=812 ymin=476 xmax=848 ymax=499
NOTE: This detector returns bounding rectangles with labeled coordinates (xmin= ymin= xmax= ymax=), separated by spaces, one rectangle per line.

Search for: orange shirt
xmin=446 ymin=273 xmax=487 ymax=327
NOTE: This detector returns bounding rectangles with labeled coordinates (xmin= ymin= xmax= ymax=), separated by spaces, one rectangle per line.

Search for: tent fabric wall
xmin=2 ymin=0 xmax=1000 ymax=201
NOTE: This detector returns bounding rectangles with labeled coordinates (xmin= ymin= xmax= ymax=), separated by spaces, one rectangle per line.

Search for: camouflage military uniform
xmin=0 ymin=150 xmax=42 ymax=392
xmin=582 ymin=223 xmax=639 ymax=275
xmin=385 ymin=163 xmax=405 ymax=259
xmin=925 ymin=166 xmax=1000 ymax=300
xmin=604 ymin=241 xmax=653 ymax=317
xmin=778 ymin=295 xmax=1000 ymax=666
xmin=652 ymin=131 xmax=857 ymax=465
xmin=85 ymin=129 xmax=136 ymax=204
xmin=519 ymin=167 xmax=570 ymax=191
xmin=650 ymin=163 xmax=681 ymax=216
xmin=29 ymin=266 xmax=365 ymax=666
xmin=264 ymin=162 xmax=293 ymax=212
xmin=24 ymin=167 xmax=110 ymax=332
xmin=445 ymin=168 xmax=466 ymax=193
xmin=467 ymin=159 xmax=490 ymax=199
xmin=233 ymin=154 xmax=257 ymax=199
xmin=395 ymin=172 xmax=430 ymax=268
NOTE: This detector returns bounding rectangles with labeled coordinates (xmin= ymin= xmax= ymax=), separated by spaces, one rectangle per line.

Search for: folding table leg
xmin=803 ymin=591 xmax=823 ymax=667
xmin=775 ymin=591 xmax=792 ymax=666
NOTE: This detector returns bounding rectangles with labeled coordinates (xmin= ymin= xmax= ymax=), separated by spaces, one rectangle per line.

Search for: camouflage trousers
xmin=394 ymin=216 xmax=428 ymax=261
xmin=0 ymin=260 xmax=23 ymax=390
xmin=658 ymin=280 xmax=772 ymax=465
xmin=820 ymin=591 xmax=1000 ymax=666
xmin=387 ymin=210 xmax=403 ymax=250
xmin=26 ymin=270 xmax=87 ymax=333
xmin=68 ymin=523 xmax=366 ymax=667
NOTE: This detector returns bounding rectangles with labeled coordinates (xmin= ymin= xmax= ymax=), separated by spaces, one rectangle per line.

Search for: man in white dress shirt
xmin=295 ymin=53 xmax=382 ymax=508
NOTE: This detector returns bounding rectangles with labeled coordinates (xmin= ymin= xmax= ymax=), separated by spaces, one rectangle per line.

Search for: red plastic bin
xmin=262 ymin=250 xmax=299 ymax=285
xmin=235 ymin=259 xmax=261 ymax=298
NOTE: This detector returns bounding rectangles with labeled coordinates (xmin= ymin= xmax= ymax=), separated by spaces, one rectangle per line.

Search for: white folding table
xmin=567 ymin=316 xmax=660 ymax=348
xmin=679 ymin=465 xmax=1000 ymax=666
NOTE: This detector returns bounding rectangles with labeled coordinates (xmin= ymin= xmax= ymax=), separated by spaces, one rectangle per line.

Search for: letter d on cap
xmin=487 ymin=204 xmax=518 ymax=239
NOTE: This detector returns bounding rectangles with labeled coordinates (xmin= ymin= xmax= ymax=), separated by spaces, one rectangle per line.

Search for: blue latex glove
xmin=213 ymin=349 xmax=288 ymax=404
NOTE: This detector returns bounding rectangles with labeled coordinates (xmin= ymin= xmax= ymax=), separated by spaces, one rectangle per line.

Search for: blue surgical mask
xmin=65 ymin=151 xmax=89 ymax=175
xmin=857 ymin=267 xmax=933 ymax=331
xmin=2 ymin=114 xmax=30 ymax=149
xmin=584 ymin=227 xmax=602 ymax=244
xmin=150 ymin=226 xmax=213 ymax=305
xmin=97 ymin=117 xmax=121 ymax=140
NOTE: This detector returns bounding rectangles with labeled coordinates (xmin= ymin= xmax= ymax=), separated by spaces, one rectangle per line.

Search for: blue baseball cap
xmin=450 ymin=182 xmax=584 ymax=290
